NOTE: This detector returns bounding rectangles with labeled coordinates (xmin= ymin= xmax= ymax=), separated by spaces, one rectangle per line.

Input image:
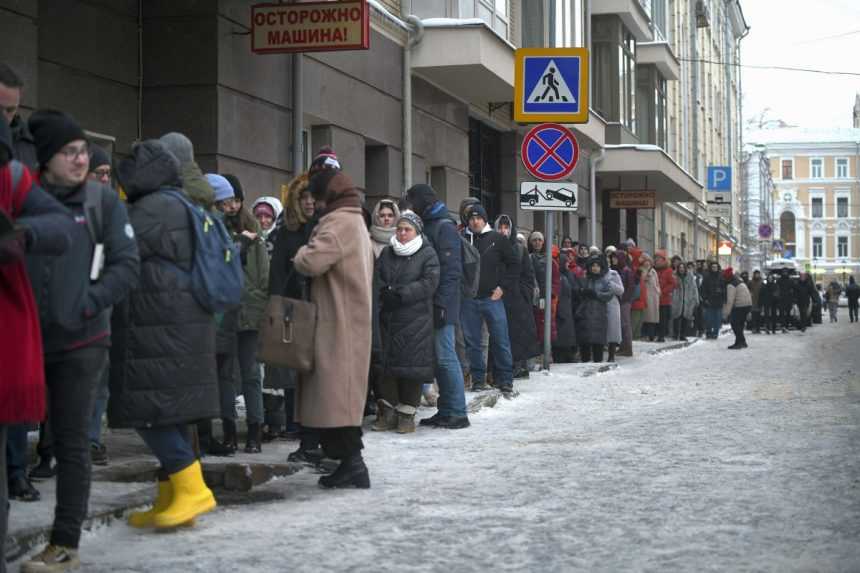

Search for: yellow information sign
xmin=514 ymin=48 xmax=589 ymax=124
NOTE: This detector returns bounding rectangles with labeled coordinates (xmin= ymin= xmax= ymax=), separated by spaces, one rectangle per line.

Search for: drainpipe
xmin=690 ymin=5 xmax=700 ymax=257
xmin=589 ymin=149 xmax=604 ymax=247
xmin=402 ymin=15 xmax=424 ymax=195
xmin=292 ymin=54 xmax=303 ymax=176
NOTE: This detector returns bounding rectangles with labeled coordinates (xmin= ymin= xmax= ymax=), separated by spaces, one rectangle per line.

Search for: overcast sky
xmin=741 ymin=0 xmax=860 ymax=130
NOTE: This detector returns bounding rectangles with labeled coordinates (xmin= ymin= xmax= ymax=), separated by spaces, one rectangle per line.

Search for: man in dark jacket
xmin=846 ymin=276 xmax=860 ymax=323
xmin=462 ymin=204 xmax=518 ymax=394
xmin=700 ymin=259 xmax=726 ymax=339
xmin=406 ymin=184 xmax=470 ymax=429
xmin=21 ymin=110 xmax=139 ymax=573
xmin=795 ymin=272 xmax=816 ymax=332
xmin=776 ymin=269 xmax=795 ymax=332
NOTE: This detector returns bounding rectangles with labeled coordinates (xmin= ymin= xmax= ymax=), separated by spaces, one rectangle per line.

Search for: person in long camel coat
xmin=293 ymin=169 xmax=374 ymax=489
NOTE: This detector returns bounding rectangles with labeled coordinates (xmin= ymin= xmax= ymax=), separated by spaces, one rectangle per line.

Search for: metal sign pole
xmin=543 ymin=211 xmax=553 ymax=371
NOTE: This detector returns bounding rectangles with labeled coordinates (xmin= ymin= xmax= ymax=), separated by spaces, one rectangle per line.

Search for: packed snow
xmin=12 ymin=322 xmax=860 ymax=572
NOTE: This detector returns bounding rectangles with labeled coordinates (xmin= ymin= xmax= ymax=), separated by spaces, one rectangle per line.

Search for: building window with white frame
xmin=464 ymin=0 xmax=509 ymax=40
xmin=810 ymin=158 xmax=823 ymax=179
xmin=838 ymin=236 xmax=849 ymax=258
xmin=781 ymin=159 xmax=793 ymax=180
xmin=812 ymin=236 xmax=823 ymax=259
xmin=837 ymin=196 xmax=849 ymax=218
xmin=811 ymin=196 xmax=823 ymax=218
xmin=836 ymin=157 xmax=849 ymax=178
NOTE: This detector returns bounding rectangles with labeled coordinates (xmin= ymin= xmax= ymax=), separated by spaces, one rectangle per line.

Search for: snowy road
xmin=33 ymin=323 xmax=860 ymax=572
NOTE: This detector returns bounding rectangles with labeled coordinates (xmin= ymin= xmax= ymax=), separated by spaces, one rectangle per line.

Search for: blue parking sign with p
xmin=707 ymin=166 xmax=732 ymax=190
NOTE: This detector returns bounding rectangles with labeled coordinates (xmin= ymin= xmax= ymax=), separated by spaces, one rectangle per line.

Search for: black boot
xmin=244 ymin=423 xmax=262 ymax=453
xmin=287 ymin=445 xmax=325 ymax=465
xmin=607 ymin=343 xmax=617 ymax=363
xmin=222 ymin=418 xmax=238 ymax=453
xmin=318 ymin=454 xmax=370 ymax=489
xmin=28 ymin=456 xmax=57 ymax=481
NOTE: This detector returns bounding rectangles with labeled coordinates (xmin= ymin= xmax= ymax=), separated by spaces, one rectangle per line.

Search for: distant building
xmin=740 ymin=144 xmax=774 ymax=272
xmin=746 ymin=123 xmax=860 ymax=285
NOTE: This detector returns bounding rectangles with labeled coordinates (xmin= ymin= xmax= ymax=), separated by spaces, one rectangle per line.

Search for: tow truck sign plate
xmin=520 ymin=182 xmax=578 ymax=212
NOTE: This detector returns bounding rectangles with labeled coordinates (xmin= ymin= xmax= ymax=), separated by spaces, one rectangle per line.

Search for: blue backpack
xmin=164 ymin=190 xmax=243 ymax=313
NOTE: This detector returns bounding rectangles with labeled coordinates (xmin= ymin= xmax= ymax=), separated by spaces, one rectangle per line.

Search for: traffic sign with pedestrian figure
xmin=515 ymin=48 xmax=589 ymax=123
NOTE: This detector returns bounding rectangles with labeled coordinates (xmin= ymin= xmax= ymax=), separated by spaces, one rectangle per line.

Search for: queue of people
xmin=1 ymin=58 xmax=857 ymax=573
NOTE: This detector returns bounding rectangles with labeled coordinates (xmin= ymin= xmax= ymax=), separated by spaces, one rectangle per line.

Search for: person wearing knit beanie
xmin=309 ymin=146 xmax=340 ymax=176
xmin=397 ymin=211 xmax=424 ymax=235
xmin=723 ymin=267 xmax=734 ymax=282
xmin=88 ymin=145 xmax=112 ymax=185
xmin=28 ymin=109 xmax=87 ymax=170
xmin=206 ymin=173 xmax=235 ymax=203
xmin=467 ymin=203 xmax=489 ymax=225
xmin=222 ymin=173 xmax=245 ymax=204
xmin=159 ymin=132 xmax=195 ymax=165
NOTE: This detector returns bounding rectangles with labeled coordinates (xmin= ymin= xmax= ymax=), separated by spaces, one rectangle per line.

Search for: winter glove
xmin=433 ymin=305 xmax=447 ymax=328
xmin=381 ymin=286 xmax=402 ymax=310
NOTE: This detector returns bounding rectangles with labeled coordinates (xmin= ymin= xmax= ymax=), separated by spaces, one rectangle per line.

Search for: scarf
xmin=371 ymin=224 xmax=396 ymax=246
xmin=390 ymin=233 xmax=423 ymax=257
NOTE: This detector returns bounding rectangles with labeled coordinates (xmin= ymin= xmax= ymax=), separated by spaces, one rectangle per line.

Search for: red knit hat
xmin=723 ymin=267 xmax=734 ymax=281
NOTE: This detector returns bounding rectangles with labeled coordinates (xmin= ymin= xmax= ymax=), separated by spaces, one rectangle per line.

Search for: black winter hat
xmin=468 ymin=203 xmax=488 ymax=222
xmin=222 ymin=173 xmax=244 ymax=202
xmin=88 ymin=145 xmax=111 ymax=172
xmin=405 ymin=183 xmax=436 ymax=217
xmin=28 ymin=109 xmax=87 ymax=166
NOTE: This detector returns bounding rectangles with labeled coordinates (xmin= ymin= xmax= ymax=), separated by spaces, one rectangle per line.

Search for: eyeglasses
xmin=92 ymin=168 xmax=111 ymax=179
xmin=60 ymin=144 xmax=89 ymax=161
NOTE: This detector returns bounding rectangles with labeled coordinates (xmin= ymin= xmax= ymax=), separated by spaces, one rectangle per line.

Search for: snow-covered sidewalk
xmin=9 ymin=323 xmax=860 ymax=571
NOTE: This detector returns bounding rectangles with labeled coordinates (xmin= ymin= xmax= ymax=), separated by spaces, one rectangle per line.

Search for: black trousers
xmin=751 ymin=310 xmax=762 ymax=331
xmin=578 ymin=344 xmax=604 ymax=363
xmin=779 ymin=305 xmax=792 ymax=330
xmin=674 ymin=317 xmax=688 ymax=340
xmin=730 ymin=307 xmax=749 ymax=347
xmin=658 ymin=305 xmax=671 ymax=338
xmin=765 ymin=305 xmax=778 ymax=332
xmin=850 ymin=301 xmax=859 ymax=322
xmin=317 ymin=427 xmax=363 ymax=460
xmin=45 ymin=345 xmax=107 ymax=548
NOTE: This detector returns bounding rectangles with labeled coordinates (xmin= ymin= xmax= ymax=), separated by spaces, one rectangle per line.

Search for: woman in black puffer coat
xmin=111 ymin=140 xmax=218 ymax=529
xmin=574 ymin=255 xmax=614 ymax=363
xmin=372 ymin=211 xmax=440 ymax=434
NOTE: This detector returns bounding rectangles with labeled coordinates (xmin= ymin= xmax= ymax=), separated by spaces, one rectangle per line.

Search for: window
xmin=781 ymin=159 xmax=793 ymax=180
xmin=810 ymin=158 xmax=823 ymax=179
xmin=464 ymin=0 xmax=509 ymax=40
xmin=620 ymin=30 xmax=637 ymax=132
xmin=592 ymin=16 xmax=637 ymax=132
xmin=838 ymin=236 xmax=849 ymax=258
xmin=813 ymin=236 xmax=823 ymax=259
xmin=811 ymin=197 xmax=823 ymax=218
xmin=838 ymin=196 xmax=849 ymax=218
xmin=836 ymin=158 xmax=849 ymax=178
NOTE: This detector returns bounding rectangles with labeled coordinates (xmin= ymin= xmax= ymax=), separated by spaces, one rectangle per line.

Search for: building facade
xmin=739 ymin=143 xmax=775 ymax=272
xmin=1 ymin=0 xmax=748 ymax=257
xmin=746 ymin=127 xmax=860 ymax=285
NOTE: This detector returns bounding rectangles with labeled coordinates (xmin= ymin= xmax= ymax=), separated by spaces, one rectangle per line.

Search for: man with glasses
xmin=20 ymin=110 xmax=139 ymax=573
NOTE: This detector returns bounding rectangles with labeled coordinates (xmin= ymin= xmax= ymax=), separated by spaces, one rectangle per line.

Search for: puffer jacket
xmin=109 ymin=140 xmax=218 ymax=428
xmin=374 ymin=237 xmax=440 ymax=381
xmin=574 ymin=256 xmax=614 ymax=345
xmin=671 ymin=271 xmax=699 ymax=320
xmin=226 ymin=209 xmax=269 ymax=332
xmin=723 ymin=277 xmax=753 ymax=318
xmin=701 ymin=268 xmax=727 ymax=308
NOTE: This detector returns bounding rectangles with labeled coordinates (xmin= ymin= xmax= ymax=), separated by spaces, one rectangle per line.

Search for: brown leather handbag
xmin=257 ymin=294 xmax=317 ymax=373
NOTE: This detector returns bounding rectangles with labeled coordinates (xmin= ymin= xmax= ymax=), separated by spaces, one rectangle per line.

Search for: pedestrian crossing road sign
xmin=514 ymin=48 xmax=589 ymax=124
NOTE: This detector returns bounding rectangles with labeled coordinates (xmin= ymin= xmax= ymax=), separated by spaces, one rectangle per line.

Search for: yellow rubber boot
xmin=128 ymin=480 xmax=172 ymax=528
xmin=153 ymin=461 xmax=216 ymax=529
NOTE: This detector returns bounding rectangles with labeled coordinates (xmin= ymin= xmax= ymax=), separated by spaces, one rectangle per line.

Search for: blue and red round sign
xmin=521 ymin=123 xmax=580 ymax=181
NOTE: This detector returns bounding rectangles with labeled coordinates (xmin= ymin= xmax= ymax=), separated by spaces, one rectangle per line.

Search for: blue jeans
xmin=461 ymin=298 xmax=513 ymax=387
xmin=434 ymin=325 xmax=467 ymax=418
xmin=137 ymin=425 xmax=195 ymax=475
xmin=88 ymin=368 xmax=109 ymax=446
xmin=703 ymin=306 xmax=722 ymax=338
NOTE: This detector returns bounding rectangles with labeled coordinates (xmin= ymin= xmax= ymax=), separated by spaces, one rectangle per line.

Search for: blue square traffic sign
xmin=515 ymin=48 xmax=589 ymax=124
xmin=707 ymin=166 xmax=732 ymax=191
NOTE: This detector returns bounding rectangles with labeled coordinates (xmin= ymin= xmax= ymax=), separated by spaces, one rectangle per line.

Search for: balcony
xmin=591 ymin=0 xmax=652 ymax=41
xmin=599 ymin=144 xmax=704 ymax=203
xmin=410 ymin=19 xmax=514 ymax=106
xmin=636 ymin=41 xmax=680 ymax=80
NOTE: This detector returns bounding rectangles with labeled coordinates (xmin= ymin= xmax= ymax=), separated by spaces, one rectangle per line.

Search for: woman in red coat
xmin=0 ymin=117 xmax=74 ymax=549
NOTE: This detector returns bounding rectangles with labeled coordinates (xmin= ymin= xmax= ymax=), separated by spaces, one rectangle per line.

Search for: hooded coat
xmin=494 ymin=215 xmax=540 ymax=360
xmin=0 ymin=121 xmax=74 ymax=423
xmin=158 ymin=132 xmax=215 ymax=210
xmin=605 ymin=267 xmax=625 ymax=344
xmin=224 ymin=205 xmax=269 ymax=332
xmin=575 ymin=256 xmax=615 ymax=345
xmin=374 ymin=238 xmax=440 ymax=381
xmin=109 ymin=140 xmax=219 ymax=428
xmin=251 ymin=196 xmax=283 ymax=256
xmin=293 ymin=172 xmax=374 ymax=428
xmin=671 ymin=270 xmax=699 ymax=320
xmin=369 ymin=199 xmax=400 ymax=258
